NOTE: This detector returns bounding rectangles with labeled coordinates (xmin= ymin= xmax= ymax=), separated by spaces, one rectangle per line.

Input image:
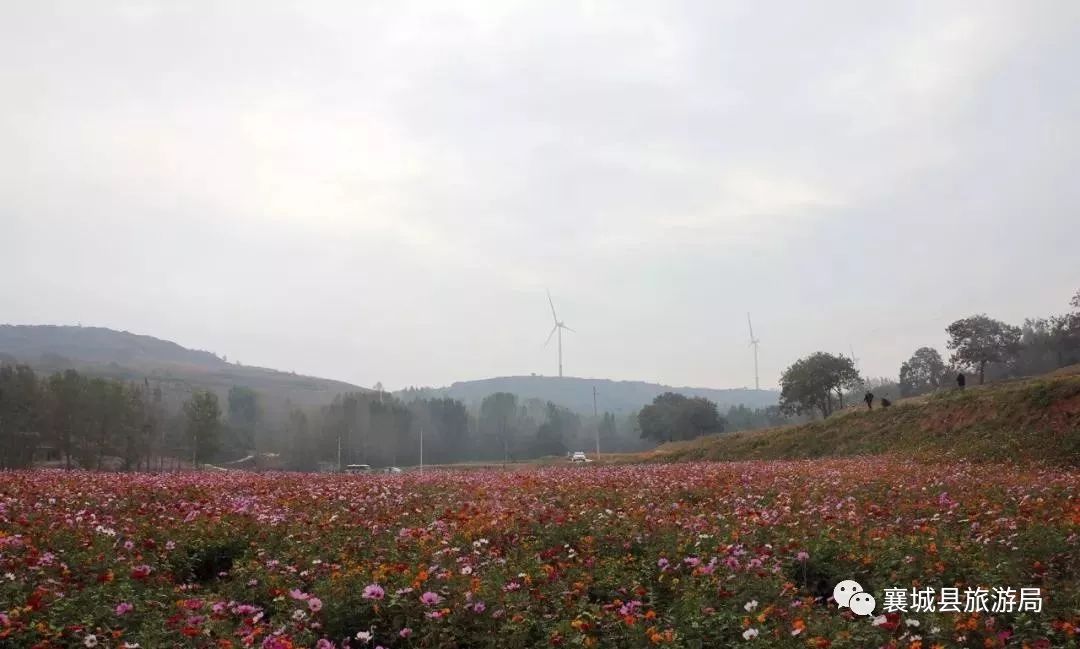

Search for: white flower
xmin=872 ymin=615 xmax=888 ymax=626
xmin=742 ymin=628 xmax=759 ymax=640
xmin=84 ymin=636 xmax=99 ymax=648
xmin=905 ymin=619 xmax=920 ymax=627
xmin=744 ymin=600 xmax=758 ymax=612
xmin=355 ymin=630 xmax=373 ymax=643
xmin=291 ymin=609 xmax=308 ymax=621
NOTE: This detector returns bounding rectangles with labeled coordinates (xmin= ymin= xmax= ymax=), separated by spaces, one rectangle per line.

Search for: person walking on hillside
xmin=864 ymin=391 xmax=874 ymax=410
xmin=957 ymin=373 xmax=966 ymax=390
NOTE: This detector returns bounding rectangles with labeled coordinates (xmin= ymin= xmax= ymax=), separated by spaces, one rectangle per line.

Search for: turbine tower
xmin=747 ymin=312 xmax=761 ymax=391
xmin=544 ymin=291 xmax=574 ymax=378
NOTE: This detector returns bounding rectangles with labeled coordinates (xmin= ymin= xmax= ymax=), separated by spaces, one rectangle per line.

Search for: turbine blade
xmin=561 ymin=324 xmax=576 ymax=333
xmin=544 ymin=325 xmax=558 ymax=346
xmin=547 ymin=289 xmax=558 ymax=322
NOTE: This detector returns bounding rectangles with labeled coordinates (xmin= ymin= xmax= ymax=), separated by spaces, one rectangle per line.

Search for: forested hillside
xmin=0 ymin=325 xmax=367 ymax=411
xmin=399 ymin=375 xmax=778 ymax=415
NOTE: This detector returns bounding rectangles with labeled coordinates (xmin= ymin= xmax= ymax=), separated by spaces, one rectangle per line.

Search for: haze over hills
xmin=400 ymin=375 xmax=779 ymax=415
xmin=0 ymin=325 xmax=368 ymax=410
xmin=1 ymin=325 xmax=776 ymax=416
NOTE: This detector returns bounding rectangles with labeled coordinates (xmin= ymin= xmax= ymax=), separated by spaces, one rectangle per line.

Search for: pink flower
xmin=420 ymin=591 xmax=442 ymax=606
xmin=307 ymin=597 xmax=323 ymax=613
xmin=115 ymin=602 xmax=133 ymax=616
xmin=289 ymin=589 xmax=309 ymax=601
xmin=399 ymin=628 xmax=412 ymax=638
xmin=796 ymin=551 xmax=810 ymax=562
xmin=471 ymin=601 xmax=486 ymax=614
xmin=362 ymin=584 xmax=385 ymax=600
xmin=316 ymin=640 xmax=335 ymax=649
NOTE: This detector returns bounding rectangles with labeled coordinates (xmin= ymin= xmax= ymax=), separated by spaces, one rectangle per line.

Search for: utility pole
xmin=419 ymin=426 xmax=424 ymax=474
xmin=592 ymin=385 xmax=600 ymax=461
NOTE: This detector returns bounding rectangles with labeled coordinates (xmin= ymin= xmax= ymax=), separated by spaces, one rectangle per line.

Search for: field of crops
xmin=1 ymin=458 xmax=1078 ymax=648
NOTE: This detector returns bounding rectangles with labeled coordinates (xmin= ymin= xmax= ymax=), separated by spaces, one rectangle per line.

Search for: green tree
xmin=898 ymin=347 xmax=948 ymax=396
xmin=45 ymin=369 xmax=86 ymax=469
xmin=287 ymin=408 xmax=318 ymax=471
xmin=183 ymin=390 xmax=221 ymax=466
xmin=533 ymin=402 xmax=578 ymax=456
xmin=479 ymin=392 xmax=518 ymax=462
xmin=946 ymin=314 xmax=1022 ymax=384
xmin=779 ymin=352 xmax=861 ymax=418
xmin=638 ymin=392 xmax=724 ymax=443
xmin=225 ymin=385 xmax=259 ymax=457
xmin=0 ymin=364 xmax=41 ymax=469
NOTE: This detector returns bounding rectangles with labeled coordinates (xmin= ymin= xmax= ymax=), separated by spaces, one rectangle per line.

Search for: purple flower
xmin=362 ymin=584 xmax=385 ymax=600
xmin=114 ymin=602 xmax=133 ymax=616
xmin=420 ymin=591 xmax=442 ymax=606
xmin=308 ymin=597 xmax=323 ymax=613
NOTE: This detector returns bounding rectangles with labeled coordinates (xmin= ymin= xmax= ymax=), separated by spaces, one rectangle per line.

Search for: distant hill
xmin=628 ymin=368 xmax=1080 ymax=464
xmin=401 ymin=375 xmax=779 ymax=415
xmin=0 ymin=325 xmax=367 ymax=410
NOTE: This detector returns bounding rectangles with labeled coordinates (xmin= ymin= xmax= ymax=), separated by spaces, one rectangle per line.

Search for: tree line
xmin=779 ymin=289 xmax=1080 ymax=417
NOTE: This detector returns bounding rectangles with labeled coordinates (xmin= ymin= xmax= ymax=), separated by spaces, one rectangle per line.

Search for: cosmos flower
xmin=362 ymin=584 xmax=385 ymax=600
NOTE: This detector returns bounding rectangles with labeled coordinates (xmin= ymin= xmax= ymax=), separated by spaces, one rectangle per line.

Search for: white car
xmin=570 ymin=452 xmax=591 ymax=463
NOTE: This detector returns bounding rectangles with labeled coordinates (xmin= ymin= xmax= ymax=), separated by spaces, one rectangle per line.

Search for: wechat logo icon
xmin=834 ymin=580 xmax=876 ymax=616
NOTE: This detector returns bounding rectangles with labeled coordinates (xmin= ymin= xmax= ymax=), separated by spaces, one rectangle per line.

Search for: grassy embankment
xmin=613 ymin=367 xmax=1080 ymax=465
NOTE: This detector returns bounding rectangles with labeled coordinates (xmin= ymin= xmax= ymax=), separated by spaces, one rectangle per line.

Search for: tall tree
xmin=638 ymin=392 xmax=724 ymax=443
xmin=533 ymin=401 xmax=578 ymax=456
xmin=45 ymin=369 xmax=85 ymax=469
xmin=225 ymin=386 xmax=259 ymax=457
xmin=479 ymin=392 xmax=518 ymax=462
xmin=946 ymin=314 xmax=1022 ymax=384
xmin=779 ymin=352 xmax=861 ymax=418
xmin=183 ymin=390 xmax=221 ymax=466
xmin=898 ymin=347 xmax=948 ymax=396
xmin=0 ymin=364 xmax=41 ymax=469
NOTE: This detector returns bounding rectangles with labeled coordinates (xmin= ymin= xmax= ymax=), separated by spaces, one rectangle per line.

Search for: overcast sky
xmin=2 ymin=1 xmax=1078 ymax=391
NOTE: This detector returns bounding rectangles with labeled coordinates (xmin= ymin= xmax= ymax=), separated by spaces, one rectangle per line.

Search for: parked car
xmin=343 ymin=464 xmax=372 ymax=474
xmin=384 ymin=466 xmax=403 ymax=474
xmin=570 ymin=452 xmax=591 ymax=463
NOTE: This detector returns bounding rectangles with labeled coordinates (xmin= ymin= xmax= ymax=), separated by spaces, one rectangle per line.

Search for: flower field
xmin=1 ymin=458 xmax=1078 ymax=648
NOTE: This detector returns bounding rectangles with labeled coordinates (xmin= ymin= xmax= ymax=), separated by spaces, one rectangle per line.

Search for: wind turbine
xmin=747 ymin=312 xmax=761 ymax=391
xmin=544 ymin=291 xmax=574 ymax=378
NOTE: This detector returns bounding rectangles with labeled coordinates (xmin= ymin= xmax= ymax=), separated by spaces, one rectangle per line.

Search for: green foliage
xmin=899 ymin=346 xmax=948 ymax=396
xmin=533 ymin=401 xmax=579 ymax=456
xmin=946 ymin=314 xmax=1022 ymax=384
xmin=779 ymin=352 xmax=860 ymax=418
xmin=183 ymin=390 xmax=222 ymax=465
xmin=651 ymin=374 xmax=1080 ymax=465
xmin=638 ymin=392 xmax=724 ymax=443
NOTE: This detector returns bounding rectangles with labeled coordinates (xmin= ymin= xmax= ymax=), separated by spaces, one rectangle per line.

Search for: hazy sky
xmin=2 ymin=1 xmax=1078 ymax=391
